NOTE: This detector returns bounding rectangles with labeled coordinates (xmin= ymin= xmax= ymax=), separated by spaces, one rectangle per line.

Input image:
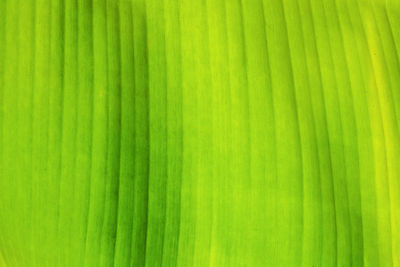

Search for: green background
xmin=0 ymin=0 xmax=399 ymax=266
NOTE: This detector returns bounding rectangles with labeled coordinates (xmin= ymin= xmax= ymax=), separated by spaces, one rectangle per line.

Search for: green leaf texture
xmin=0 ymin=0 xmax=399 ymax=266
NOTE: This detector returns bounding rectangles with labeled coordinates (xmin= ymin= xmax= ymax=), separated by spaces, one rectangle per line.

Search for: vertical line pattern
xmin=17 ymin=1 xmax=35 ymax=266
xmin=0 ymin=0 xmax=8 ymax=263
xmin=163 ymin=0 xmax=183 ymax=266
xmin=358 ymin=2 xmax=395 ymax=266
xmin=3 ymin=0 xmax=22 ymax=266
xmin=49 ymin=0 xmax=65 ymax=265
xmin=282 ymin=0 xmax=323 ymax=265
xmin=0 ymin=0 xmax=399 ymax=266
xmin=301 ymin=0 xmax=338 ymax=264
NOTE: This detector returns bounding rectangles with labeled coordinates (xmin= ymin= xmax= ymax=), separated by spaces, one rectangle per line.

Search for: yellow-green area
xmin=0 ymin=0 xmax=399 ymax=266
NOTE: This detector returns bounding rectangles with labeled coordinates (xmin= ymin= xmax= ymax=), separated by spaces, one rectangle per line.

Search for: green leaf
xmin=0 ymin=0 xmax=399 ymax=266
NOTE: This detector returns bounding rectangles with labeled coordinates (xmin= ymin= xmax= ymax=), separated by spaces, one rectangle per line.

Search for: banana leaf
xmin=0 ymin=0 xmax=399 ymax=266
